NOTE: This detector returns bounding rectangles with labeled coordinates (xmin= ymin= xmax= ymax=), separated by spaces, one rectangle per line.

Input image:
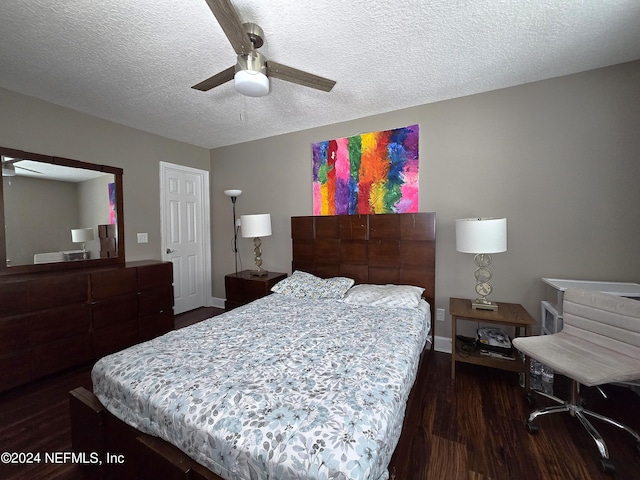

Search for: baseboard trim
xmin=434 ymin=335 xmax=452 ymax=354
xmin=209 ymin=296 xmax=225 ymax=309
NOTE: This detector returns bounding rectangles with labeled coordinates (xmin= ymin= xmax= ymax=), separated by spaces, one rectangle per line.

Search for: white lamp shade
xmin=456 ymin=217 xmax=507 ymax=253
xmin=241 ymin=214 xmax=272 ymax=238
xmin=224 ymin=189 xmax=242 ymax=197
xmin=234 ymin=70 xmax=269 ymax=97
xmin=71 ymin=228 xmax=95 ymax=243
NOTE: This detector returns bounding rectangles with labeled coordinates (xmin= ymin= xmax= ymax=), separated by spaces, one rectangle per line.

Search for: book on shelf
xmin=480 ymin=349 xmax=515 ymax=360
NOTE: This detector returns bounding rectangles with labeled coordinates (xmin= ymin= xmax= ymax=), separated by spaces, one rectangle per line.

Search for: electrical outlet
xmin=436 ymin=308 xmax=445 ymax=322
xmin=137 ymin=233 xmax=148 ymax=244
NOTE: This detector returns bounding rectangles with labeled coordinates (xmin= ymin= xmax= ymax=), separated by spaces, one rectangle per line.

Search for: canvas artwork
xmin=108 ymin=182 xmax=116 ymax=224
xmin=312 ymin=124 xmax=419 ymax=215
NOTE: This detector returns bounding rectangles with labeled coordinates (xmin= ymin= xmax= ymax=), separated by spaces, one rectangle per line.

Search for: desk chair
xmin=512 ymin=289 xmax=640 ymax=474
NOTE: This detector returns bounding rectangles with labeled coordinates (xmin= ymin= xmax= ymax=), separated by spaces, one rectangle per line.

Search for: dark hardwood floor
xmin=174 ymin=306 xmax=224 ymax=329
xmin=2 ymin=308 xmax=639 ymax=479
xmin=388 ymin=352 xmax=640 ymax=480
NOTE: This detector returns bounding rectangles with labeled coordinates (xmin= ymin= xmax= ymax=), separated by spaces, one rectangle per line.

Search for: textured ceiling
xmin=1 ymin=0 xmax=640 ymax=149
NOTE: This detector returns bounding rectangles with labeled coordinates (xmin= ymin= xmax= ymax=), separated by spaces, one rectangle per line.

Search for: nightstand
xmin=450 ymin=297 xmax=535 ymax=385
xmin=224 ymin=270 xmax=287 ymax=310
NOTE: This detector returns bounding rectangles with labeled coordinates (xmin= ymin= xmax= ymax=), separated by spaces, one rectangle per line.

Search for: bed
xmin=70 ymin=212 xmax=436 ymax=480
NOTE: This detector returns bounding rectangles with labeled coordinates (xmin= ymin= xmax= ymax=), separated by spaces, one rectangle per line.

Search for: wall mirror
xmin=1 ymin=146 xmax=125 ymax=275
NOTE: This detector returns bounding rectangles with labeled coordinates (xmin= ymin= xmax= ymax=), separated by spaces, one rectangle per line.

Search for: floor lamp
xmin=224 ymin=189 xmax=242 ymax=274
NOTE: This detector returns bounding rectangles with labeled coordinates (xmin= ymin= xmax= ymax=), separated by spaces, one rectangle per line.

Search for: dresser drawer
xmin=137 ymin=262 xmax=173 ymax=291
xmin=28 ymin=273 xmax=89 ymax=311
xmin=93 ymin=322 xmax=139 ymax=358
xmin=138 ymin=286 xmax=174 ymax=317
xmin=91 ymin=268 xmax=138 ymax=300
xmin=31 ymin=333 xmax=92 ymax=377
xmin=91 ymin=293 xmax=138 ymax=329
xmin=0 ymin=315 xmax=30 ymax=353
xmin=0 ymin=280 xmax=29 ymax=317
xmin=139 ymin=311 xmax=174 ymax=343
xmin=29 ymin=304 xmax=90 ymax=345
xmin=0 ymin=351 xmax=31 ymax=392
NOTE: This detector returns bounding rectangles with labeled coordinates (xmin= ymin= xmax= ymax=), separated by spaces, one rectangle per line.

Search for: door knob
xmin=166 ymin=248 xmax=176 ymax=254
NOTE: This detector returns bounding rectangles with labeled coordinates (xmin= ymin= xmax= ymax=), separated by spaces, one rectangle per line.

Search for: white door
xmin=160 ymin=162 xmax=211 ymax=315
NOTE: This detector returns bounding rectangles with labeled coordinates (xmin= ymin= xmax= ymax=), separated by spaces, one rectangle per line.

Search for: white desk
xmin=542 ymin=279 xmax=640 ymax=390
xmin=541 ymin=278 xmax=640 ymax=335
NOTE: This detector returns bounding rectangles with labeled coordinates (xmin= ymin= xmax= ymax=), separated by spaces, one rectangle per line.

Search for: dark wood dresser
xmin=0 ymin=260 xmax=174 ymax=392
xmin=224 ymin=270 xmax=287 ymax=310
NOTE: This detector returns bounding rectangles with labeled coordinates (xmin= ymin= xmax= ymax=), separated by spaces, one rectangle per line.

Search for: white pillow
xmin=271 ymin=270 xmax=354 ymax=299
xmin=341 ymin=283 xmax=425 ymax=308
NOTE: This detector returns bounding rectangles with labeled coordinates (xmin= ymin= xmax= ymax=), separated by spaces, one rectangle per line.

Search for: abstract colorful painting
xmin=312 ymin=124 xmax=419 ymax=215
xmin=108 ymin=182 xmax=116 ymax=224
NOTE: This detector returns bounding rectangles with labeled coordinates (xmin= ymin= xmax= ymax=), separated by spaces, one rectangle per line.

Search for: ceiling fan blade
xmin=2 ymin=157 xmax=21 ymax=164
xmin=266 ymin=61 xmax=336 ymax=92
xmin=191 ymin=66 xmax=235 ymax=91
xmin=204 ymin=0 xmax=253 ymax=55
xmin=15 ymin=165 xmax=43 ymax=174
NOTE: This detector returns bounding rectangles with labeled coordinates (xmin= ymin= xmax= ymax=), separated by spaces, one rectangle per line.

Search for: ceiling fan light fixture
xmin=192 ymin=2 xmax=335 ymax=95
xmin=234 ymin=69 xmax=269 ymax=97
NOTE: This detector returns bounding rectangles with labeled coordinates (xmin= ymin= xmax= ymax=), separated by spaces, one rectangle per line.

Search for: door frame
xmin=159 ymin=161 xmax=212 ymax=310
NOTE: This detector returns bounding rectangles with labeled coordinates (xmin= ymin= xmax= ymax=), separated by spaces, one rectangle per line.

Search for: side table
xmin=450 ymin=297 xmax=535 ymax=386
xmin=224 ymin=270 xmax=287 ymax=310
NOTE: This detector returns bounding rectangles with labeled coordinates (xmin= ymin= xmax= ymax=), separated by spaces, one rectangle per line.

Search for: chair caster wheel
xmin=526 ymin=421 xmax=539 ymax=434
xmin=599 ymin=458 xmax=615 ymax=474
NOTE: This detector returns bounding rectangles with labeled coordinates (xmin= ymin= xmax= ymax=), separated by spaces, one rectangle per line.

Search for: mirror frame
xmin=0 ymin=146 xmax=125 ymax=275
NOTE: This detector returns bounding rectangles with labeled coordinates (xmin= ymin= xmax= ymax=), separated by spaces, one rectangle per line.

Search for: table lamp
xmin=240 ymin=213 xmax=272 ymax=276
xmin=71 ymin=227 xmax=95 ymax=260
xmin=456 ymin=217 xmax=507 ymax=310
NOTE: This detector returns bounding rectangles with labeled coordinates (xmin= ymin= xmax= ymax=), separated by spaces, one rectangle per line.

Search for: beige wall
xmin=0 ymin=88 xmax=211 ymax=262
xmin=78 ymin=174 xmax=115 ymax=259
xmin=3 ymin=173 xmax=112 ymax=264
xmin=2 ymin=60 xmax=639 ymax=342
xmin=3 ymin=175 xmax=79 ymax=264
xmin=211 ymin=60 xmax=640 ymax=340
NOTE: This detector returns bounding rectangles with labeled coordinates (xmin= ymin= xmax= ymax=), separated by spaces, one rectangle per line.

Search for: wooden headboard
xmin=291 ymin=212 xmax=436 ymax=321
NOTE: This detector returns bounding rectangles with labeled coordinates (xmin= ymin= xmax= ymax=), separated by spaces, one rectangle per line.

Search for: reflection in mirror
xmin=1 ymin=148 xmax=124 ymax=272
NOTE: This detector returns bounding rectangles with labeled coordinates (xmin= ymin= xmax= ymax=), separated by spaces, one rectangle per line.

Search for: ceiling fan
xmin=192 ymin=0 xmax=336 ymax=97
xmin=1 ymin=157 xmax=43 ymax=176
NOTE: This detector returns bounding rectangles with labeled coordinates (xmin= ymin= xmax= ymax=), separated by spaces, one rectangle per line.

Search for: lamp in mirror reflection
xmin=455 ymin=217 xmax=507 ymax=311
xmin=71 ymin=228 xmax=95 ymax=259
xmin=224 ymin=189 xmax=242 ymax=274
xmin=240 ymin=213 xmax=272 ymax=276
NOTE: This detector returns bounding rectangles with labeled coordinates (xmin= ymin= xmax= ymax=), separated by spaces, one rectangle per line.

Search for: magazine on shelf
xmin=476 ymin=327 xmax=513 ymax=355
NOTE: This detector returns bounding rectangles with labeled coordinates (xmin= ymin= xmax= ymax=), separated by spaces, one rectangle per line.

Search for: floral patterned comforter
xmin=92 ymin=293 xmax=431 ymax=480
